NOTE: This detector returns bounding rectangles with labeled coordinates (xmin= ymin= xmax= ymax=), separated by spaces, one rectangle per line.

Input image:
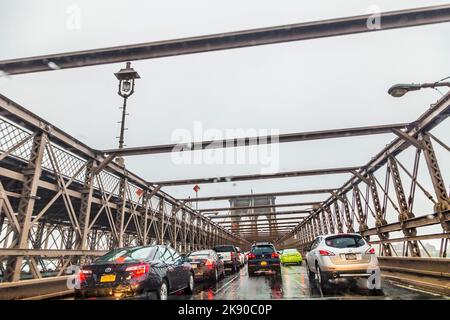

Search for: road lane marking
xmin=213 ymin=274 xmax=240 ymax=295
xmin=389 ymin=281 xmax=443 ymax=297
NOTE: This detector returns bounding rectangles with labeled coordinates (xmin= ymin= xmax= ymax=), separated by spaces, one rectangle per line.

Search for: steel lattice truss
xmin=0 ymin=94 xmax=247 ymax=282
xmin=276 ymin=94 xmax=450 ymax=257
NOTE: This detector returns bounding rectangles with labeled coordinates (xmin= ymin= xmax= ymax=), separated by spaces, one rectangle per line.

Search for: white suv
xmin=305 ymin=233 xmax=379 ymax=290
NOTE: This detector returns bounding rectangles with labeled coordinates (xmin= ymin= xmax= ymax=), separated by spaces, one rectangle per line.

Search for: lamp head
xmin=388 ymin=83 xmax=422 ymax=97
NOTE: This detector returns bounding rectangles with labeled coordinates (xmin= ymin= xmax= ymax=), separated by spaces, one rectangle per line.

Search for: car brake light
xmin=319 ymin=249 xmax=335 ymax=256
xmin=271 ymin=252 xmax=280 ymax=259
xmin=205 ymin=259 xmax=214 ymax=269
xmin=366 ymin=247 xmax=376 ymax=254
xmin=125 ymin=263 xmax=149 ymax=277
xmin=247 ymin=253 xmax=256 ymax=260
xmin=79 ymin=269 xmax=92 ymax=282
xmin=230 ymin=252 xmax=234 ymax=258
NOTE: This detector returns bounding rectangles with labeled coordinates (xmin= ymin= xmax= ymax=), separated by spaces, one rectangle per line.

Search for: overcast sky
xmin=0 ymin=1 xmax=449 ymax=239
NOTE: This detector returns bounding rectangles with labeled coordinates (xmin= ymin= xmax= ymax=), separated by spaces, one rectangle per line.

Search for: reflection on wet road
xmin=170 ymin=265 xmax=445 ymax=300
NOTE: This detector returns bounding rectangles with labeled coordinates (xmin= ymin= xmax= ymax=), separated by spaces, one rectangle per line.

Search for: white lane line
xmin=389 ymin=281 xmax=443 ymax=297
xmin=213 ymin=274 xmax=240 ymax=295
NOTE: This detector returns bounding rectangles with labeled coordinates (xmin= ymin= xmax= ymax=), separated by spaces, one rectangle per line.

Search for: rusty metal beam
xmin=201 ymin=202 xmax=319 ymax=212
xmin=207 ymin=210 xmax=311 ymax=219
xmin=1 ymin=5 xmax=450 ymax=75
xmin=155 ymin=167 xmax=359 ymax=186
xmin=102 ymin=124 xmax=407 ymax=158
xmin=181 ymin=188 xmax=333 ymax=202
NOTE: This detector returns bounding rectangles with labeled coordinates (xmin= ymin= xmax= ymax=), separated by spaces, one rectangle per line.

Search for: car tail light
xmin=205 ymin=259 xmax=214 ymax=269
xmin=247 ymin=253 xmax=256 ymax=260
xmin=125 ymin=263 xmax=149 ymax=277
xmin=271 ymin=252 xmax=280 ymax=259
xmin=79 ymin=269 xmax=92 ymax=282
xmin=366 ymin=247 xmax=376 ymax=254
xmin=230 ymin=252 xmax=234 ymax=259
xmin=319 ymin=249 xmax=335 ymax=256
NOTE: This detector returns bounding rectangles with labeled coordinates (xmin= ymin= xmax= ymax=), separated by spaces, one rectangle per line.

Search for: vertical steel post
xmin=4 ymin=133 xmax=47 ymax=282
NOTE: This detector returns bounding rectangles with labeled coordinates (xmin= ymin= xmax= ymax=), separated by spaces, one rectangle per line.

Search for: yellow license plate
xmin=100 ymin=274 xmax=116 ymax=282
xmin=260 ymin=261 xmax=268 ymax=267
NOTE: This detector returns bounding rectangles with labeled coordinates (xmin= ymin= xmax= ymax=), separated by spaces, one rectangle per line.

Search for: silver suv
xmin=305 ymin=233 xmax=379 ymax=289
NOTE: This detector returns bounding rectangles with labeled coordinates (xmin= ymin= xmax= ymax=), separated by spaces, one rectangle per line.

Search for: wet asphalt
xmin=168 ymin=264 xmax=447 ymax=300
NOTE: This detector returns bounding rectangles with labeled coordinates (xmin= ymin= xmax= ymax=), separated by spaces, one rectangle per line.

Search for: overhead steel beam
xmin=101 ymin=124 xmax=407 ymax=158
xmin=1 ymin=5 xmax=450 ymax=75
xmin=219 ymin=217 xmax=304 ymax=224
xmin=154 ymin=167 xmax=359 ymax=186
xmin=220 ymin=219 xmax=304 ymax=226
xmin=180 ymin=188 xmax=334 ymax=202
xmin=239 ymin=230 xmax=292 ymax=235
xmin=200 ymin=202 xmax=319 ymax=212
xmin=208 ymin=210 xmax=311 ymax=219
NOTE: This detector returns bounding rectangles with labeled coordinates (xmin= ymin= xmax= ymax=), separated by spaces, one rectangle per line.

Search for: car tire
xmin=213 ymin=268 xmax=219 ymax=282
xmin=185 ymin=273 xmax=195 ymax=294
xmin=221 ymin=267 xmax=226 ymax=279
xmin=306 ymin=262 xmax=315 ymax=280
xmin=370 ymin=288 xmax=384 ymax=296
xmin=316 ymin=265 xmax=329 ymax=289
xmin=157 ymin=280 xmax=169 ymax=300
xmin=74 ymin=290 xmax=84 ymax=300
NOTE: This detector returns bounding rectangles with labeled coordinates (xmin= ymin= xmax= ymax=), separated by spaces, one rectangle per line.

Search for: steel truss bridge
xmin=0 ymin=4 xmax=449 ymax=298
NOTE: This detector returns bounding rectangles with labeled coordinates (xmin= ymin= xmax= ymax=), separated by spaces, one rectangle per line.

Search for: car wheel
xmin=316 ymin=265 xmax=329 ymax=289
xmin=370 ymin=288 xmax=384 ymax=296
xmin=306 ymin=262 xmax=315 ymax=280
xmin=157 ymin=280 xmax=168 ymax=300
xmin=213 ymin=268 xmax=219 ymax=282
xmin=185 ymin=273 xmax=195 ymax=294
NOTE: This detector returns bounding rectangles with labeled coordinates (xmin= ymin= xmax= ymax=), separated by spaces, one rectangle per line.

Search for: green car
xmin=280 ymin=248 xmax=303 ymax=265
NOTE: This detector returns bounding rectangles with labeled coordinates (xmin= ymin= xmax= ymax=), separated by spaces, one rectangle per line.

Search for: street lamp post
xmin=114 ymin=62 xmax=141 ymax=150
xmin=388 ymin=82 xmax=450 ymax=97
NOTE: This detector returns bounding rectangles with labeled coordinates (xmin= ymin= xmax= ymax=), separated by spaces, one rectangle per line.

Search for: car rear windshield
xmin=186 ymin=254 xmax=209 ymax=261
xmin=325 ymin=235 xmax=366 ymax=248
xmin=96 ymin=246 xmax=157 ymax=263
xmin=213 ymin=246 xmax=235 ymax=252
xmin=283 ymin=249 xmax=299 ymax=253
xmin=251 ymin=245 xmax=275 ymax=254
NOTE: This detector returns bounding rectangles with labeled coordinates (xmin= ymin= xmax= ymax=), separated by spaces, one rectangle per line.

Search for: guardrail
xmin=0 ymin=276 xmax=73 ymax=300
xmin=378 ymin=257 xmax=450 ymax=278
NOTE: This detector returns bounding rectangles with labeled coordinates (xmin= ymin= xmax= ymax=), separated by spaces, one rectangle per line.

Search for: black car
xmin=186 ymin=250 xmax=225 ymax=282
xmin=247 ymin=242 xmax=281 ymax=277
xmin=75 ymin=245 xmax=194 ymax=300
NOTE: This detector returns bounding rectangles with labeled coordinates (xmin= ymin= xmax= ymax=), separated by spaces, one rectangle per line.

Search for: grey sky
xmin=0 ymin=1 xmax=449 ymax=239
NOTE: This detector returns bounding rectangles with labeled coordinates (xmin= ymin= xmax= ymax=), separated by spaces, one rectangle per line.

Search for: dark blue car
xmin=247 ymin=242 xmax=281 ymax=277
xmin=75 ymin=245 xmax=194 ymax=300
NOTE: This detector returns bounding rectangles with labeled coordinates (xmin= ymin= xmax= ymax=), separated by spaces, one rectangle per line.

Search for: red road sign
xmin=135 ymin=188 xmax=144 ymax=197
xmin=193 ymin=185 xmax=200 ymax=193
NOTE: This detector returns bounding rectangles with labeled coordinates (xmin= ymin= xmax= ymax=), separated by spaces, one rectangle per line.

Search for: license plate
xmin=100 ymin=274 xmax=116 ymax=282
xmin=260 ymin=261 xmax=268 ymax=267
xmin=345 ymin=253 xmax=357 ymax=260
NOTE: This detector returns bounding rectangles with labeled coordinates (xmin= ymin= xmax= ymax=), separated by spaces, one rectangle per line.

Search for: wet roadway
xmin=169 ymin=264 xmax=447 ymax=300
